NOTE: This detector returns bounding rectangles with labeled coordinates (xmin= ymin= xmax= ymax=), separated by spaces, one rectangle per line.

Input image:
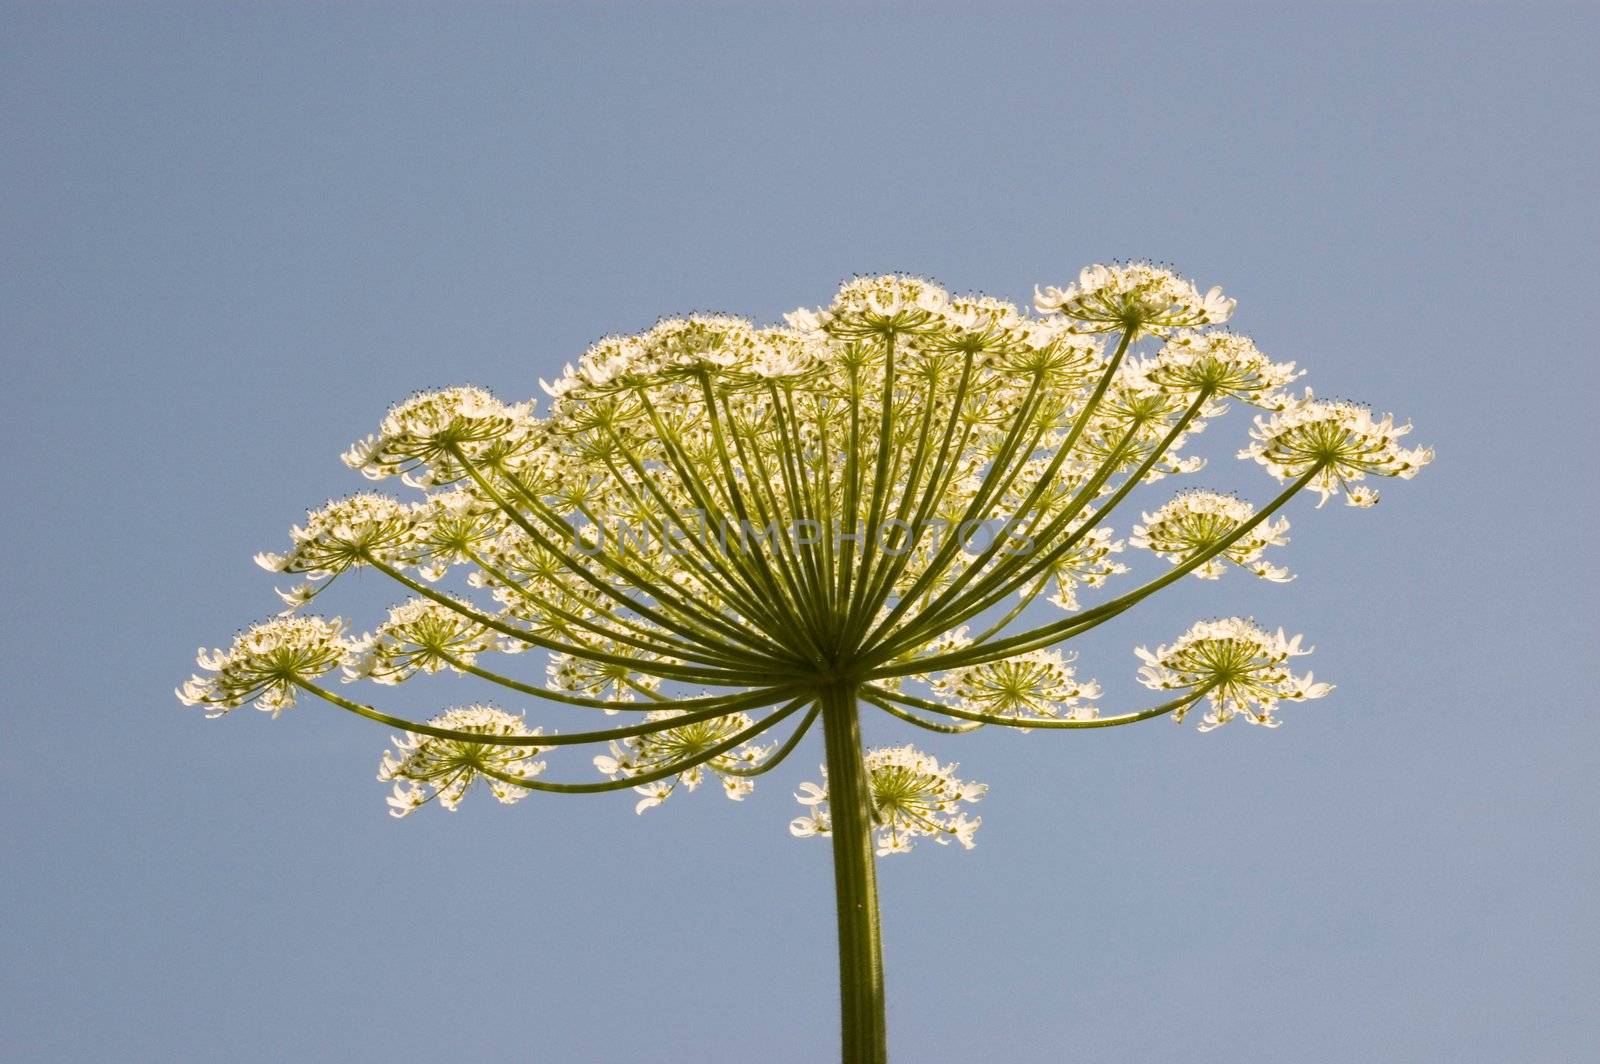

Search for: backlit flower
xmin=379 ymin=705 xmax=546 ymax=817
xmin=1035 ymin=525 xmax=1129 ymax=611
xmin=593 ymin=709 xmax=774 ymax=813
xmin=345 ymin=598 xmax=496 ymax=684
xmin=410 ymin=489 xmax=504 ymax=582
xmin=1135 ymin=617 xmax=1332 ymax=730
xmin=1239 ymin=390 xmax=1434 ymax=506
xmin=183 ymin=264 xmax=1432 ymax=1060
xmin=814 ymin=274 xmax=950 ymax=339
xmin=178 ymin=615 xmax=349 ymax=716
xmin=790 ymin=745 xmax=986 ymax=855
xmin=187 ymin=265 xmax=1422 ymax=836
xmin=930 ymin=649 xmax=1100 ymax=727
xmin=1130 ymin=491 xmax=1292 ymax=581
xmin=1034 ymin=263 xmax=1234 ymax=335
xmin=548 ymin=649 xmax=662 ymax=710
xmin=253 ymin=493 xmax=415 ymax=578
xmin=1148 ymin=331 xmax=1300 ymax=406
xmin=342 ymin=386 xmax=531 ymax=486
xmin=641 ymin=314 xmax=764 ymax=378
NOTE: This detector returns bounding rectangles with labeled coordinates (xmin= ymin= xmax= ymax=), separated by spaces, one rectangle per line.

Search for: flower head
xmin=593 ymin=709 xmax=773 ymax=813
xmin=178 ymin=615 xmax=348 ymax=716
xmin=1239 ymin=391 xmax=1433 ymax=506
xmin=790 ymin=745 xmax=987 ymax=855
xmin=254 ymin=493 xmax=416 ymax=579
xmin=1135 ymin=618 xmax=1332 ymax=731
xmin=918 ymin=294 xmax=1030 ymax=362
xmin=345 ymin=598 xmax=496 ymax=685
xmin=750 ymin=328 xmax=825 ymax=380
xmin=380 ymin=705 xmax=547 ymax=817
xmin=1075 ymin=361 xmax=1218 ymax=476
xmin=1034 ymin=263 xmax=1234 ymax=335
xmin=1130 ymin=490 xmax=1292 ymax=581
xmin=997 ymin=324 xmax=1103 ymax=381
xmin=809 ymin=274 xmax=951 ymax=339
xmin=343 ymin=387 xmax=532 ymax=486
xmin=410 ymin=489 xmax=504 ymax=582
xmin=1148 ymin=331 xmax=1300 ymax=406
xmin=641 ymin=314 xmax=765 ymax=378
xmin=543 ymin=334 xmax=649 ymax=399
xmin=931 ymin=650 xmax=1100 ymax=728
xmin=547 ymin=649 xmax=661 ymax=709
xmin=1033 ymin=525 xmax=1130 ymax=611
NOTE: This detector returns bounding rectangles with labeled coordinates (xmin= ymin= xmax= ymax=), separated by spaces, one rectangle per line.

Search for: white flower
xmin=576 ymin=334 xmax=650 ymax=389
xmin=1035 ymin=526 xmax=1129 ymax=611
xmin=178 ymin=615 xmax=349 ymax=716
xmin=642 ymin=315 xmax=764 ymax=377
xmin=342 ymin=387 xmax=532 ymax=485
xmin=750 ymin=329 xmax=824 ymax=379
xmin=379 ymin=705 xmax=546 ymax=817
xmin=1072 ymin=360 xmax=1220 ymax=478
xmin=344 ymin=598 xmax=495 ymax=685
xmin=931 ymin=650 xmax=1100 ymax=727
xmin=548 ymin=650 xmax=661 ymax=711
xmin=782 ymin=306 xmax=826 ymax=335
xmin=1148 ymin=331 xmax=1301 ymax=406
xmin=1034 ymin=263 xmax=1234 ymax=335
xmin=992 ymin=327 xmax=1105 ymax=387
xmin=410 ymin=489 xmax=503 ymax=582
xmin=593 ymin=709 xmax=773 ymax=813
xmin=920 ymin=295 xmax=1029 ymax=360
xmin=1135 ymin=617 xmax=1333 ymax=730
xmin=1130 ymin=490 xmax=1293 ymax=582
xmin=811 ymin=274 xmax=951 ymax=339
xmin=1239 ymin=390 xmax=1433 ymax=507
xmin=789 ymin=745 xmax=987 ymax=855
xmin=253 ymin=493 xmax=416 ymax=579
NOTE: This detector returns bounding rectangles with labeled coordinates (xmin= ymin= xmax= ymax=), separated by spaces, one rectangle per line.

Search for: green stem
xmin=295 ymin=678 xmax=794 ymax=748
xmin=865 ymin=683 xmax=1212 ymax=730
xmin=820 ymin=682 xmax=887 ymax=1064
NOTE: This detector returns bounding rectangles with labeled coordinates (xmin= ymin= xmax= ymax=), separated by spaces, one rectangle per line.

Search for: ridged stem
xmin=820 ymin=682 xmax=887 ymax=1063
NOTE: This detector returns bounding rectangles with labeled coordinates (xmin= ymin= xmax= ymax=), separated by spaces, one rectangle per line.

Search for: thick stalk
xmin=820 ymin=683 xmax=887 ymax=1063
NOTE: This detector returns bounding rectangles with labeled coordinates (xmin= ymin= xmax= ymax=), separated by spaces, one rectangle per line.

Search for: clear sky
xmin=3 ymin=4 xmax=1596 ymax=1062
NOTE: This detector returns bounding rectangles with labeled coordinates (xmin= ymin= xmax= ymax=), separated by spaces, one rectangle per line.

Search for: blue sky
xmin=3 ymin=5 xmax=1596 ymax=1061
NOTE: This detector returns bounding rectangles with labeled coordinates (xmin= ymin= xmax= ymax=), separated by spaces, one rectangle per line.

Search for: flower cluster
xmin=1071 ymin=360 xmax=1218 ymax=477
xmin=1240 ymin=391 xmax=1434 ymax=507
xmin=546 ymin=314 xmax=816 ymax=403
xmin=1035 ymin=526 xmax=1129 ymax=611
xmin=345 ymin=598 xmax=496 ymax=684
xmin=254 ymin=493 xmax=416 ymax=580
xmin=792 ymin=274 xmax=951 ymax=340
xmin=547 ymin=651 xmax=661 ymax=707
xmin=1148 ymin=331 xmax=1301 ymax=406
xmin=411 ymin=489 xmax=505 ymax=581
xmin=930 ymin=650 xmax=1100 ymax=727
xmin=380 ymin=705 xmax=547 ymax=817
xmin=791 ymin=745 xmax=987 ymax=855
xmin=593 ymin=710 xmax=774 ymax=813
xmin=183 ymin=264 xmax=1426 ymax=837
xmin=175 ymin=261 xmax=1442 ymax=1064
xmin=177 ymin=615 xmax=349 ymax=716
xmin=343 ymin=386 xmax=533 ymax=487
xmin=1034 ymin=262 xmax=1235 ymax=335
xmin=1135 ymin=618 xmax=1333 ymax=731
xmin=1130 ymin=491 xmax=1292 ymax=582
